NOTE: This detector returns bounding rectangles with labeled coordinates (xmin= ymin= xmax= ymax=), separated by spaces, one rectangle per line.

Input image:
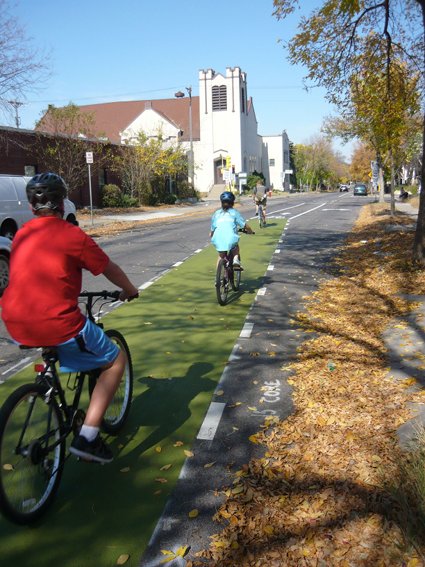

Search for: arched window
xmin=212 ymin=85 xmax=227 ymax=111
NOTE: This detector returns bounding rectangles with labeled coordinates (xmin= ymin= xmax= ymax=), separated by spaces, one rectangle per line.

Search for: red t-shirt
xmin=1 ymin=216 xmax=109 ymax=346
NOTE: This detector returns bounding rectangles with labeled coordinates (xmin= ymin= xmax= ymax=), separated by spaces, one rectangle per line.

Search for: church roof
xmin=37 ymin=97 xmax=200 ymax=144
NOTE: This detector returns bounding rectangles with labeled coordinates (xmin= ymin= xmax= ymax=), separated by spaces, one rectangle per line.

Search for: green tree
xmin=293 ymin=136 xmax=344 ymax=191
xmin=273 ymin=0 xmax=425 ymax=262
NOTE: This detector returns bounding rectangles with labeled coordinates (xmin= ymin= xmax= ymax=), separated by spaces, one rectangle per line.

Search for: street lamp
xmin=174 ymin=87 xmax=194 ymax=187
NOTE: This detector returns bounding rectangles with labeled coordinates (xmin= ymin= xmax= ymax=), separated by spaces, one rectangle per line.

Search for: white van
xmin=0 ymin=175 xmax=78 ymax=238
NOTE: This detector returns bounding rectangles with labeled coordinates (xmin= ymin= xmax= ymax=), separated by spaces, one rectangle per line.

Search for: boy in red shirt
xmin=1 ymin=173 xmax=139 ymax=464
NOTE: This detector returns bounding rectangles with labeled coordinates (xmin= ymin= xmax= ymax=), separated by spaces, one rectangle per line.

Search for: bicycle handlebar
xmin=79 ymin=290 xmax=139 ymax=302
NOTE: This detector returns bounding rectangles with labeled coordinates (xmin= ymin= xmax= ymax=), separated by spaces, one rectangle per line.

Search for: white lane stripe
xmin=275 ymin=249 xmax=281 ymax=253
xmin=257 ymin=287 xmax=267 ymax=296
xmin=197 ymin=402 xmax=226 ymax=440
xmin=139 ymin=281 xmax=153 ymax=290
xmin=194 ymin=248 xmax=202 ymax=254
xmin=2 ymin=357 xmax=31 ymax=376
xmin=268 ymin=264 xmax=275 ymax=271
xmin=240 ymin=322 xmax=254 ymax=338
xmin=172 ymin=261 xmax=183 ymax=267
xmin=290 ymin=202 xmax=327 ymax=219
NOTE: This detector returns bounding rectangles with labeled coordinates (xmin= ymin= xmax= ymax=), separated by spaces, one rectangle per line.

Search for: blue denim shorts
xmin=57 ymin=318 xmax=120 ymax=373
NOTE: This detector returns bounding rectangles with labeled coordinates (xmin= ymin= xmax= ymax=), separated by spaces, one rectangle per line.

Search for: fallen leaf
xmin=119 ymin=467 xmax=130 ymax=473
xmin=188 ymin=509 xmax=199 ymax=518
xmin=160 ymin=464 xmax=172 ymax=471
xmin=116 ymin=554 xmax=130 ymax=565
xmin=184 ymin=450 xmax=194 ymax=458
xmin=155 ymin=478 xmax=168 ymax=483
xmin=173 ymin=441 xmax=184 ymax=447
xmin=204 ymin=462 xmax=216 ymax=468
xmin=155 ymin=446 xmax=162 ymax=453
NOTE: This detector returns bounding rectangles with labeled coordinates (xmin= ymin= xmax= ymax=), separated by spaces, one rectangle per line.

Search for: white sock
xmin=234 ymin=255 xmax=239 ymax=262
xmin=80 ymin=425 xmax=99 ymax=442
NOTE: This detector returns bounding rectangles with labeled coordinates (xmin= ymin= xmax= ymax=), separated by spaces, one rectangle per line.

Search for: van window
xmin=0 ymin=178 xmax=18 ymax=201
xmin=10 ymin=178 xmax=28 ymax=202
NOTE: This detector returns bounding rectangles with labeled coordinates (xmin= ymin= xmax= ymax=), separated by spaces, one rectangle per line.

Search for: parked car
xmin=339 ymin=184 xmax=349 ymax=192
xmin=0 ymin=235 xmax=11 ymax=296
xmin=0 ymin=175 xmax=78 ymax=239
xmin=353 ymin=183 xmax=368 ymax=196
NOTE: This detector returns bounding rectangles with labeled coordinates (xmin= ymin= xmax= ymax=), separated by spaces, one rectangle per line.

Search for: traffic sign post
xmin=86 ymin=152 xmax=94 ymax=225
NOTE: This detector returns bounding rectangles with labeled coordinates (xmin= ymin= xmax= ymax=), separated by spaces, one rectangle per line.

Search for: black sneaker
xmin=69 ymin=434 xmax=113 ymax=464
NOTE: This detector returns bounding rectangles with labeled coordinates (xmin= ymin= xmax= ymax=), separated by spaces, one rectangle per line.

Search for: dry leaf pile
xmin=191 ymin=204 xmax=425 ymax=566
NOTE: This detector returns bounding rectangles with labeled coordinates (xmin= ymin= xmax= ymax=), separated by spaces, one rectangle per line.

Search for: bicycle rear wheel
xmin=89 ymin=329 xmax=133 ymax=434
xmin=0 ymin=383 xmax=65 ymax=525
xmin=215 ymin=258 xmax=229 ymax=305
xmin=259 ymin=205 xmax=265 ymax=228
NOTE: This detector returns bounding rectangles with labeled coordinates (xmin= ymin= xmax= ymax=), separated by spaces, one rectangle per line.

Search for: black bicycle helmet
xmin=26 ymin=173 xmax=68 ymax=212
xmin=220 ymin=191 xmax=235 ymax=204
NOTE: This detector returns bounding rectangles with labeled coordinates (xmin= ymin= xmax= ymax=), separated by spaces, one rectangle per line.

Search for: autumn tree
xmin=273 ymin=0 xmax=425 ymax=262
xmin=115 ymin=131 xmax=188 ymax=205
xmin=350 ymin=142 xmax=376 ymax=183
xmin=35 ymin=103 xmax=110 ymax=196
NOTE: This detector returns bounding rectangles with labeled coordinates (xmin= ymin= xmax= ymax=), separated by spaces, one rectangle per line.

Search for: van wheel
xmin=0 ymin=222 xmax=17 ymax=240
xmin=0 ymin=252 xmax=9 ymax=296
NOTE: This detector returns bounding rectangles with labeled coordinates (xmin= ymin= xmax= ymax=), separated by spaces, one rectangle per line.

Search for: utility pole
xmin=7 ymin=100 xmax=23 ymax=128
xmin=174 ymin=86 xmax=194 ymax=187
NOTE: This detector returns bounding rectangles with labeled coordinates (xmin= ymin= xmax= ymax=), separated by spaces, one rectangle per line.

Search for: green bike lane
xmin=0 ymin=220 xmax=285 ymax=567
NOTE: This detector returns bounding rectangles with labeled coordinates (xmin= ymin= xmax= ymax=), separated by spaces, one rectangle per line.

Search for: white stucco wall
xmin=121 ymin=108 xmax=179 ymax=146
xmin=262 ymin=131 xmax=290 ymax=191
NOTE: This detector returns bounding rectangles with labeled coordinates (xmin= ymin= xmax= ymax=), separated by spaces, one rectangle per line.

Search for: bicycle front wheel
xmin=89 ymin=329 xmax=133 ymax=434
xmin=0 ymin=383 xmax=65 ymax=525
xmin=232 ymin=266 xmax=241 ymax=291
xmin=215 ymin=258 xmax=229 ymax=305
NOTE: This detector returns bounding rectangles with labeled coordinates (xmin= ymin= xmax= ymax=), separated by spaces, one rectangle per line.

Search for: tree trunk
xmin=413 ymin=0 xmax=425 ymax=264
xmin=390 ymin=151 xmax=395 ymax=217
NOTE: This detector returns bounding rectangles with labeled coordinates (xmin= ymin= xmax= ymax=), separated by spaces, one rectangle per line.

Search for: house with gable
xmin=36 ymin=66 xmax=290 ymax=195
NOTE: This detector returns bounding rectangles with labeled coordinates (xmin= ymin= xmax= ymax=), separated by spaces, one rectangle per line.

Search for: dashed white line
xmin=240 ymin=322 xmax=254 ymax=338
xmin=197 ymin=402 xmax=226 ymax=440
xmin=268 ymin=264 xmax=275 ymax=271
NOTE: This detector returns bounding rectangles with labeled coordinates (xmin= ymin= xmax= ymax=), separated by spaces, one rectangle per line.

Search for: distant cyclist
xmin=210 ymin=191 xmax=254 ymax=271
xmin=1 ymin=173 xmax=139 ymax=464
xmin=253 ymin=180 xmax=268 ymax=221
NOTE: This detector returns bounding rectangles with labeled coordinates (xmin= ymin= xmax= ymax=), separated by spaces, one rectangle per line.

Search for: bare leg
xmin=84 ymin=350 xmax=126 ymax=427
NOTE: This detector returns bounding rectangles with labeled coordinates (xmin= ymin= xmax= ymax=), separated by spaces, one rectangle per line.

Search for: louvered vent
xmin=212 ymin=85 xmax=227 ymax=111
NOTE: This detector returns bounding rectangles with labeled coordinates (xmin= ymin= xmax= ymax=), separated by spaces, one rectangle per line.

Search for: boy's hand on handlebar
xmin=119 ymin=287 xmax=139 ymax=302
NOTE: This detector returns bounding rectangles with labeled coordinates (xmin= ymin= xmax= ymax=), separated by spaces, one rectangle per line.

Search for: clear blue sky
xmin=9 ymin=0 xmax=353 ymax=159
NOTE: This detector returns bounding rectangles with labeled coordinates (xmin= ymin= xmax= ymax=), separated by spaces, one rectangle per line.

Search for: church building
xmin=38 ymin=67 xmax=291 ymax=195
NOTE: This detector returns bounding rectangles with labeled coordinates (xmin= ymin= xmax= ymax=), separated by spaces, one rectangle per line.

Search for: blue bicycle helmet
xmin=220 ymin=191 xmax=235 ymax=204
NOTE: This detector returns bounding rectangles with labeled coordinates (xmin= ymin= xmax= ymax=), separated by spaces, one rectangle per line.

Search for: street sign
xmin=86 ymin=152 xmax=93 ymax=164
xmin=225 ymin=156 xmax=231 ymax=168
